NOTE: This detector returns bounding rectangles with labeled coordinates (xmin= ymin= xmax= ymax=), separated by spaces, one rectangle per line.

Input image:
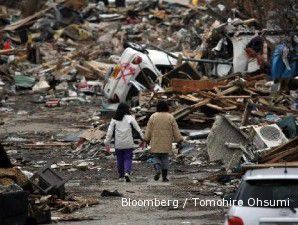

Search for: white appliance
xmin=252 ymin=124 xmax=288 ymax=149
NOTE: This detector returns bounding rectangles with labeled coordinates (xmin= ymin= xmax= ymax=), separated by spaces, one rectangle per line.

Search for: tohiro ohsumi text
xmin=121 ymin=198 xmax=290 ymax=209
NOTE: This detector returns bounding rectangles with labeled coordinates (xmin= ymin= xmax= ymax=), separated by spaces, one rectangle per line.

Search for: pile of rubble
xmin=58 ymin=0 xmax=298 ymax=176
xmin=0 ymin=0 xmax=295 ymax=174
xmin=132 ymin=72 xmax=298 ymax=171
xmin=0 ymin=142 xmax=101 ymax=223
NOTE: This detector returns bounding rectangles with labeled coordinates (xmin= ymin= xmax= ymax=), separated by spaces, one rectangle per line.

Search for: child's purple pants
xmin=115 ymin=149 xmax=133 ymax=178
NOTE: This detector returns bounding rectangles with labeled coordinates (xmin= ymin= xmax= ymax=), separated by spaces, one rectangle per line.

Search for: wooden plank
xmin=172 ymin=98 xmax=210 ymax=120
xmin=23 ymin=142 xmax=71 ymax=148
xmin=260 ymin=137 xmax=298 ymax=162
xmin=188 ymin=118 xmax=207 ymax=123
xmin=266 ymin=147 xmax=298 ymax=163
xmin=218 ymin=86 xmax=239 ymax=96
xmin=258 ymin=104 xmax=298 ymax=115
xmin=0 ymin=48 xmax=27 ymax=55
xmin=192 ymin=98 xmax=211 ymax=109
xmin=83 ymin=61 xmax=113 ymax=79
xmin=172 ymin=106 xmax=192 ymax=120
xmin=171 ymin=79 xmax=224 ymax=93
xmin=243 ymin=88 xmax=257 ymax=95
xmin=75 ymin=64 xmax=93 ymax=75
xmin=179 ymin=94 xmax=201 ymax=103
xmin=223 ymin=105 xmax=238 ymax=110
xmin=205 ymin=103 xmax=237 ymax=111
xmin=219 ymin=95 xmax=251 ymax=99
xmin=2 ymin=1 xmax=66 ymax=31
xmin=198 ymin=90 xmax=240 ymax=108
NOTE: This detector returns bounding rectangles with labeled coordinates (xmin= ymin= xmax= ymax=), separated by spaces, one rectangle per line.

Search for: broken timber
xmin=171 ymin=79 xmax=225 ymax=93
xmin=172 ymin=98 xmax=210 ymax=120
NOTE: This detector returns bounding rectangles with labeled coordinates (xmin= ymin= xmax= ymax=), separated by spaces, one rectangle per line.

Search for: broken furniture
xmin=30 ymin=167 xmax=69 ymax=199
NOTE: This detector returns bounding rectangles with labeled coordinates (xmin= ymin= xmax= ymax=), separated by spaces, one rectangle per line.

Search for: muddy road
xmin=0 ymin=94 xmax=228 ymax=225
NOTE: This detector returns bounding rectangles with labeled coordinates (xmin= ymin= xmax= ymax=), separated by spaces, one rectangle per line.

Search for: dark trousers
xmin=115 ymin=149 xmax=133 ymax=178
xmin=152 ymin=153 xmax=169 ymax=173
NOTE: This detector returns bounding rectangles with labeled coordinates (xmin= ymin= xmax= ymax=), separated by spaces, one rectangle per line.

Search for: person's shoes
xmin=154 ymin=172 xmax=161 ymax=181
xmin=162 ymin=169 xmax=169 ymax=182
xmin=124 ymin=173 xmax=131 ymax=182
xmin=162 ymin=177 xmax=169 ymax=182
xmin=118 ymin=177 xmax=125 ymax=182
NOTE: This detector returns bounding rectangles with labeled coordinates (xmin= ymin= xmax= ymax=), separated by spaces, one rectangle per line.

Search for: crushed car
xmin=103 ymin=42 xmax=177 ymax=104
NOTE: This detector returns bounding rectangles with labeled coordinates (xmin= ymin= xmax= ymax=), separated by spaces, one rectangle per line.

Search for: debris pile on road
xmin=1 ymin=0 xmax=295 ymax=170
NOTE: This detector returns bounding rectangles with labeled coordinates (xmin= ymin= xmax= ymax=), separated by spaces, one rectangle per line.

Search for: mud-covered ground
xmin=0 ymin=94 xmax=230 ymax=225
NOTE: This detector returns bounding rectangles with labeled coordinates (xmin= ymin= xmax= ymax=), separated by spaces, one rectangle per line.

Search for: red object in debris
xmin=118 ymin=63 xmax=135 ymax=84
xmin=124 ymin=17 xmax=141 ymax=25
xmin=228 ymin=216 xmax=244 ymax=225
xmin=3 ymin=39 xmax=11 ymax=50
xmin=132 ymin=56 xmax=142 ymax=65
xmin=77 ymin=82 xmax=88 ymax=89
xmin=77 ymin=82 xmax=94 ymax=93
xmin=45 ymin=99 xmax=60 ymax=107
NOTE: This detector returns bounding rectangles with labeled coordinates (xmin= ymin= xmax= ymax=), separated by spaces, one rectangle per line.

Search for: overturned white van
xmin=103 ymin=43 xmax=177 ymax=103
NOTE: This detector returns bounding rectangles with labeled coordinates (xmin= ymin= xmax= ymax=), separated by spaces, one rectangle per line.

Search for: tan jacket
xmin=144 ymin=112 xmax=183 ymax=153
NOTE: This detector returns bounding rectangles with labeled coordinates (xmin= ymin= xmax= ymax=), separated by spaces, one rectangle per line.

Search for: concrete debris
xmin=207 ymin=116 xmax=251 ymax=170
xmin=32 ymin=77 xmax=50 ymax=93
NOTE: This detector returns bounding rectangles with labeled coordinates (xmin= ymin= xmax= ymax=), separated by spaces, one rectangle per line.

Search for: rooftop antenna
xmin=284 ymin=162 xmax=288 ymax=174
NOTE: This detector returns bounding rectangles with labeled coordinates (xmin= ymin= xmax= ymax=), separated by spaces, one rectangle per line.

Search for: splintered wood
xmin=260 ymin=137 xmax=298 ymax=163
xmin=171 ymin=79 xmax=225 ymax=93
xmin=168 ymin=74 xmax=298 ymax=123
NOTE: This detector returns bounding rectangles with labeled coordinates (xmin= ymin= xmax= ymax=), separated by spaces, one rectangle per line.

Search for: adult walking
xmin=104 ymin=103 xmax=143 ymax=182
xmin=144 ymin=101 xmax=183 ymax=182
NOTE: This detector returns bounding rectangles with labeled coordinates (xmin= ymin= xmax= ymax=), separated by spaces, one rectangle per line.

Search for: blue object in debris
xmin=270 ymin=44 xmax=287 ymax=80
xmin=265 ymin=114 xmax=281 ymax=123
xmin=270 ymin=43 xmax=298 ymax=80
xmin=147 ymin=157 xmax=154 ymax=165
xmin=277 ymin=116 xmax=298 ymax=139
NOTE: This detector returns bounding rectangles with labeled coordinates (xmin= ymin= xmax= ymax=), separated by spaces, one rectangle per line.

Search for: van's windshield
xmin=236 ymin=180 xmax=298 ymax=208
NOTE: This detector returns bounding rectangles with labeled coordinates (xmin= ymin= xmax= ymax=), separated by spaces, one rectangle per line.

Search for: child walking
xmin=104 ymin=103 xmax=143 ymax=182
